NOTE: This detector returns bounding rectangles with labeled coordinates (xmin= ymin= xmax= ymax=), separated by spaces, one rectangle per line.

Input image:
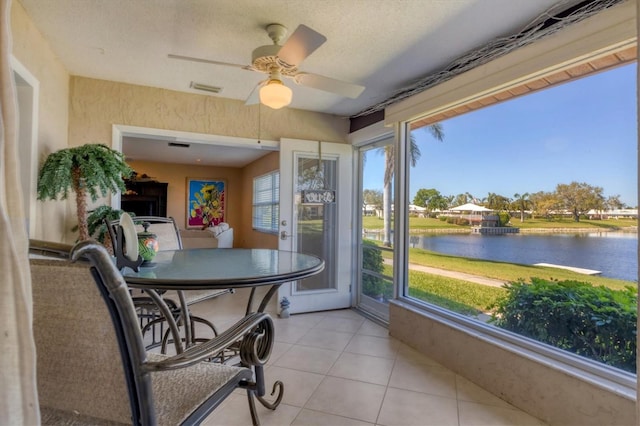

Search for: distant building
xmin=408 ymin=204 xmax=427 ymax=217
xmin=587 ymin=209 xmax=638 ymax=219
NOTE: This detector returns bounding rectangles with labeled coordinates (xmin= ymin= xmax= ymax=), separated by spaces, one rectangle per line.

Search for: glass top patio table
xmin=121 ymin=248 xmax=324 ymax=411
xmin=122 ymin=248 xmax=325 ymax=291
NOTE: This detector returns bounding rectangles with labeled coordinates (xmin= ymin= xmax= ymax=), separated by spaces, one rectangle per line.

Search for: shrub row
xmin=490 ymin=278 xmax=637 ymax=372
xmin=361 ymin=240 xmax=393 ymax=300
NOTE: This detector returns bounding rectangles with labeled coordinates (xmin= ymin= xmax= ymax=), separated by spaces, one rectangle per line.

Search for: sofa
xmin=180 ymin=223 xmax=234 ymax=249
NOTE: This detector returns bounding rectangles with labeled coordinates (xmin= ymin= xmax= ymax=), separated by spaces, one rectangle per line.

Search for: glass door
xmin=356 ymin=136 xmax=395 ymax=322
xmin=278 ymin=139 xmax=353 ymax=314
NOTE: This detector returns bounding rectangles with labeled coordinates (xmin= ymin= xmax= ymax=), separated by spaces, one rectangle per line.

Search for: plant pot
xmin=137 ymin=222 xmax=159 ymax=264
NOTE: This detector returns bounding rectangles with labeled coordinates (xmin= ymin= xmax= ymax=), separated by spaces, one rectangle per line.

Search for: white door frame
xmin=278 ymin=138 xmax=353 ymax=314
xmin=11 ymin=56 xmax=39 ymax=237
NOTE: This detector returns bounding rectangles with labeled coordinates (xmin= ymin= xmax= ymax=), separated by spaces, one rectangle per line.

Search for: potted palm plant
xmin=72 ymin=205 xmax=133 ymax=254
xmin=37 ymin=143 xmax=132 ymax=241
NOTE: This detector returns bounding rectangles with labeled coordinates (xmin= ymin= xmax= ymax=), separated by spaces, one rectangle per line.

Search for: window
xmin=403 ymin=63 xmax=637 ymax=374
xmin=253 ymin=171 xmax=279 ymax=233
xmin=376 ymin=4 xmax=637 ymax=418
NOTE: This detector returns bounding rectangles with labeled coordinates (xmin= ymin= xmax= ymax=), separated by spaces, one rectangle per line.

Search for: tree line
xmin=363 ymin=182 xmax=631 ymax=222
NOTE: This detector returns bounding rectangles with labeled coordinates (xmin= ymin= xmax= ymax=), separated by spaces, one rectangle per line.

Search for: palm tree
xmin=37 ymin=144 xmax=132 ymax=241
xmin=382 ymin=124 xmax=444 ymax=246
xmin=513 ymin=192 xmax=531 ymax=222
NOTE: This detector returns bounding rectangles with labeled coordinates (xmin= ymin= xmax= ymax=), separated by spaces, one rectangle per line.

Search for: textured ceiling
xmin=18 ymin=0 xmax=569 ymax=117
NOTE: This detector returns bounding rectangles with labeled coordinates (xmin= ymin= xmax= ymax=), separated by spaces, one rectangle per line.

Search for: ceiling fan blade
xmin=244 ymin=80 xmax=267 ymax=105
xmin=168 ymin=54 xmax=252 ymax=70
xmin=295 ymin=73 xmax=365 ymax=99
xmin=277 ymin=25 xmax=327 ymax=67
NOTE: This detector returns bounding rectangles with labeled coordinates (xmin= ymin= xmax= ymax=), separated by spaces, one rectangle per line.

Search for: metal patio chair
xmin=31 ymin=240 xmax=270 ymax=425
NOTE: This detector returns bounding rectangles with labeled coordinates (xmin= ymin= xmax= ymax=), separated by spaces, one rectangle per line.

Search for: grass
xmin=373 ymin=241 xmax=635 ymax=316
xmin=407 ymin=271 xmax=507 ymax=316
xmin=362 ymin=215 xmax=637 ymax=232
xmin=362 ymin=216 xmax=461 ymax=230
xmin=513 ymin=217 xmax=637 ymax=230
xmin=380 ymin=263 xmax=504 ymax=316
xmin=406 ymin=248 xmax=633 ymax=290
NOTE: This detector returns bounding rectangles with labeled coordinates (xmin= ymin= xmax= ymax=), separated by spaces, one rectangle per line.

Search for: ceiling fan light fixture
xmin=259 ymin=78 xmax=292 ymax=109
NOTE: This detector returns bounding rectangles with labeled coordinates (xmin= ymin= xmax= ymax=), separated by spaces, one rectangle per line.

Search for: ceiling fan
xmin=168 ymin=23 xmax=365 ymax=109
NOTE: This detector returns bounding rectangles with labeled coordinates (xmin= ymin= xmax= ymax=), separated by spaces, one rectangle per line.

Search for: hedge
xmin=362 ymin=240 xmax=392 ymax=300
xmin=490 ymin=277 xmax=637 ymax=372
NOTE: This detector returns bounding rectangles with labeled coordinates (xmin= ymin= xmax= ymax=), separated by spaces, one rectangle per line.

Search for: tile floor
xmin=183 ymin=289 xmax=546 ymax=426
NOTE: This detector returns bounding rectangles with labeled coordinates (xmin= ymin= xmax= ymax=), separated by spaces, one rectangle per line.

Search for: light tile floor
xmin=182 ymin=289 xmax=546 ymax=426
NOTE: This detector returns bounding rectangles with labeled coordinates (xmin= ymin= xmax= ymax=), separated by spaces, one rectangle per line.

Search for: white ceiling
xmin=18 ymin=0 xmax=573 ymax=165
xmin=123 ymin=135 xmax=273 ymax=167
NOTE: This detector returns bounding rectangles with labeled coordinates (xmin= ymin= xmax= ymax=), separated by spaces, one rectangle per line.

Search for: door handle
xmin=280 ymin=231 xmax=292 ymax=240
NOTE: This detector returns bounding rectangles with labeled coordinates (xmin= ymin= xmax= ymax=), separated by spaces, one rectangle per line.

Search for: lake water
xmin=367 ymin=232 xmax=638 ymax=282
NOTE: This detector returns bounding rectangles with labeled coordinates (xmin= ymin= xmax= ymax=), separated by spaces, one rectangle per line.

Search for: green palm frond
xmin=37 ymin=143 xmax=132 ymax=240
xmin=37 ymin=144 xmax=132 ymax=202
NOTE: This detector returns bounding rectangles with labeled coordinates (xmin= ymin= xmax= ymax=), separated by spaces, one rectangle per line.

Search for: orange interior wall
xmin=128 ymin=152 xmax=279 ymax=249
xmin=127 ymin=160 xmax=242 ymax=236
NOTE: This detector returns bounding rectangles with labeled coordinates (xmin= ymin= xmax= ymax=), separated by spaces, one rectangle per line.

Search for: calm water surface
xmin=372 ymin=232 xmax=638 ymax=282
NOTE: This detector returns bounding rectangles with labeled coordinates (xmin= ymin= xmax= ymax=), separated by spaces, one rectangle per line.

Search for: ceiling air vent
xmin=190 ymin=81 xmax=222 ymax=94
xmin=168 ymin=142 xmax=190 ymax=148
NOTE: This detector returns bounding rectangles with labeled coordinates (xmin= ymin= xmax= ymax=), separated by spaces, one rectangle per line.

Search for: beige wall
xmin=11 ymin=1 xmax=70 ymax=241
xmin=240 ymin=152 xmax=279 ymax=249
xmin=66 ymin=76 xmax=349 ymax=242
xmin=69 ymin=76 xmax=350 ymax=146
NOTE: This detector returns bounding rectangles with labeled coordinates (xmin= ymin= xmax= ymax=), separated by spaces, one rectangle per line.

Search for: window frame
xmin=252 ymin=171 xmax=280 ymax=234
xmin=384 ymin=0 xmax=637 ymax=396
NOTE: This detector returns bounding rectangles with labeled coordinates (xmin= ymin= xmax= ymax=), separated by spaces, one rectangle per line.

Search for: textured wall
xmin=11 ymin=1 xmax=70 ymax=241
xmin=69 ymin=76 xmax=350 ymax=146
xmin=240 ymin=151 xmax=279 ymax=249
xmin=66 ymin=76 xmax=349 ymax=243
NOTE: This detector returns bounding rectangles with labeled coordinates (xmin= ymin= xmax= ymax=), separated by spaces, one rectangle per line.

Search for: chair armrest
xmin=29 ymin=239 xmax=73 ymax=259
xmin=142 ymin=312 xmax=274 ymax=372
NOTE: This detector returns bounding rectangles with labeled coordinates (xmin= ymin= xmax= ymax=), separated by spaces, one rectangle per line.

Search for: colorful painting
xmin=186 ymin=179 xmax=225 ymax=229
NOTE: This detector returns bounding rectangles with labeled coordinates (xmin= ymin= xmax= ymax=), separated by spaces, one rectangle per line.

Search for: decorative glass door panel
xmin=278 ymin=138 xmax=352 ymax=314
xmin=294 ymin=157 xmax=337 ymax=293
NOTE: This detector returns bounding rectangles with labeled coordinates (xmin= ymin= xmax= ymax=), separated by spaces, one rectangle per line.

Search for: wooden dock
xmin=534 ymin=263 xmax=602 ymax=276
xmin=472 ymin=226 xmax=519 ymax=235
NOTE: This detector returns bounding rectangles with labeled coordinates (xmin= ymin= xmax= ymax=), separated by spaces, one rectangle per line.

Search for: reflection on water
xmin=366 ymin=232 xmax=638 ymax=282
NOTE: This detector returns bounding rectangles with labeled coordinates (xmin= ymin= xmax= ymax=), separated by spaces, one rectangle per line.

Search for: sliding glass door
xmin=356 ymin=136 xmax=395 ymax=322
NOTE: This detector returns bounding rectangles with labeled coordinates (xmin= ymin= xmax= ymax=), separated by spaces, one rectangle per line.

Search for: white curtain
xmin=0 ymin=0 xmax=39 ymax=423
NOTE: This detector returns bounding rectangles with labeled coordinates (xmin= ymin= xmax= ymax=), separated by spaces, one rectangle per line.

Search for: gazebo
xmin=450 ymin=203 xmax=494 ymax=213
xmin=449 ymin=203 xmax=497 ymax=227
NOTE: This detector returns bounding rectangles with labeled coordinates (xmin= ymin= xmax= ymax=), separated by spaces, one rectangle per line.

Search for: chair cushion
xmin=148 ymin=353 xmax=252 ymax=426
xmin=32 ymin=259 xmax=132 ymax=424
xmin=40 ymin=406 xmax=128 ymax=426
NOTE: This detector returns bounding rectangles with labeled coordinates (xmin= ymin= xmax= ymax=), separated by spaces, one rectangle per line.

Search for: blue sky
xmin=363 ymin=63 xmax=638 ymax=207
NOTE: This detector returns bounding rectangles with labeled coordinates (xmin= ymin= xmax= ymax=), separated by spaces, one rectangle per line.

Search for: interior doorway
xmin=11 ymin=56 xmax=39 ymax=237
xmin=111 ymin=124 xmax=279 ymax=210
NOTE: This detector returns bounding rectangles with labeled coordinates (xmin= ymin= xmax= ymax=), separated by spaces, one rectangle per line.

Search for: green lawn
xmin=362 ymin=216 xmax=462 ymax=230
xmin=406 ymin=248 xmax=632 ymax=290
xmin=408 ymin=273 xmax=506 ymax=315
xmin=362 ymin=215 xmax=637 ymax=231
xmin=513 ymin=217 xmax=637 ymax=230
xmin=371 ymin=241 xmax=635 ymax=317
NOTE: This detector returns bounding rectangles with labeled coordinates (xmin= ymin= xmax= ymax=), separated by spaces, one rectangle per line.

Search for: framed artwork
xmin=186 ymin=178 xmax=226 ymax=229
